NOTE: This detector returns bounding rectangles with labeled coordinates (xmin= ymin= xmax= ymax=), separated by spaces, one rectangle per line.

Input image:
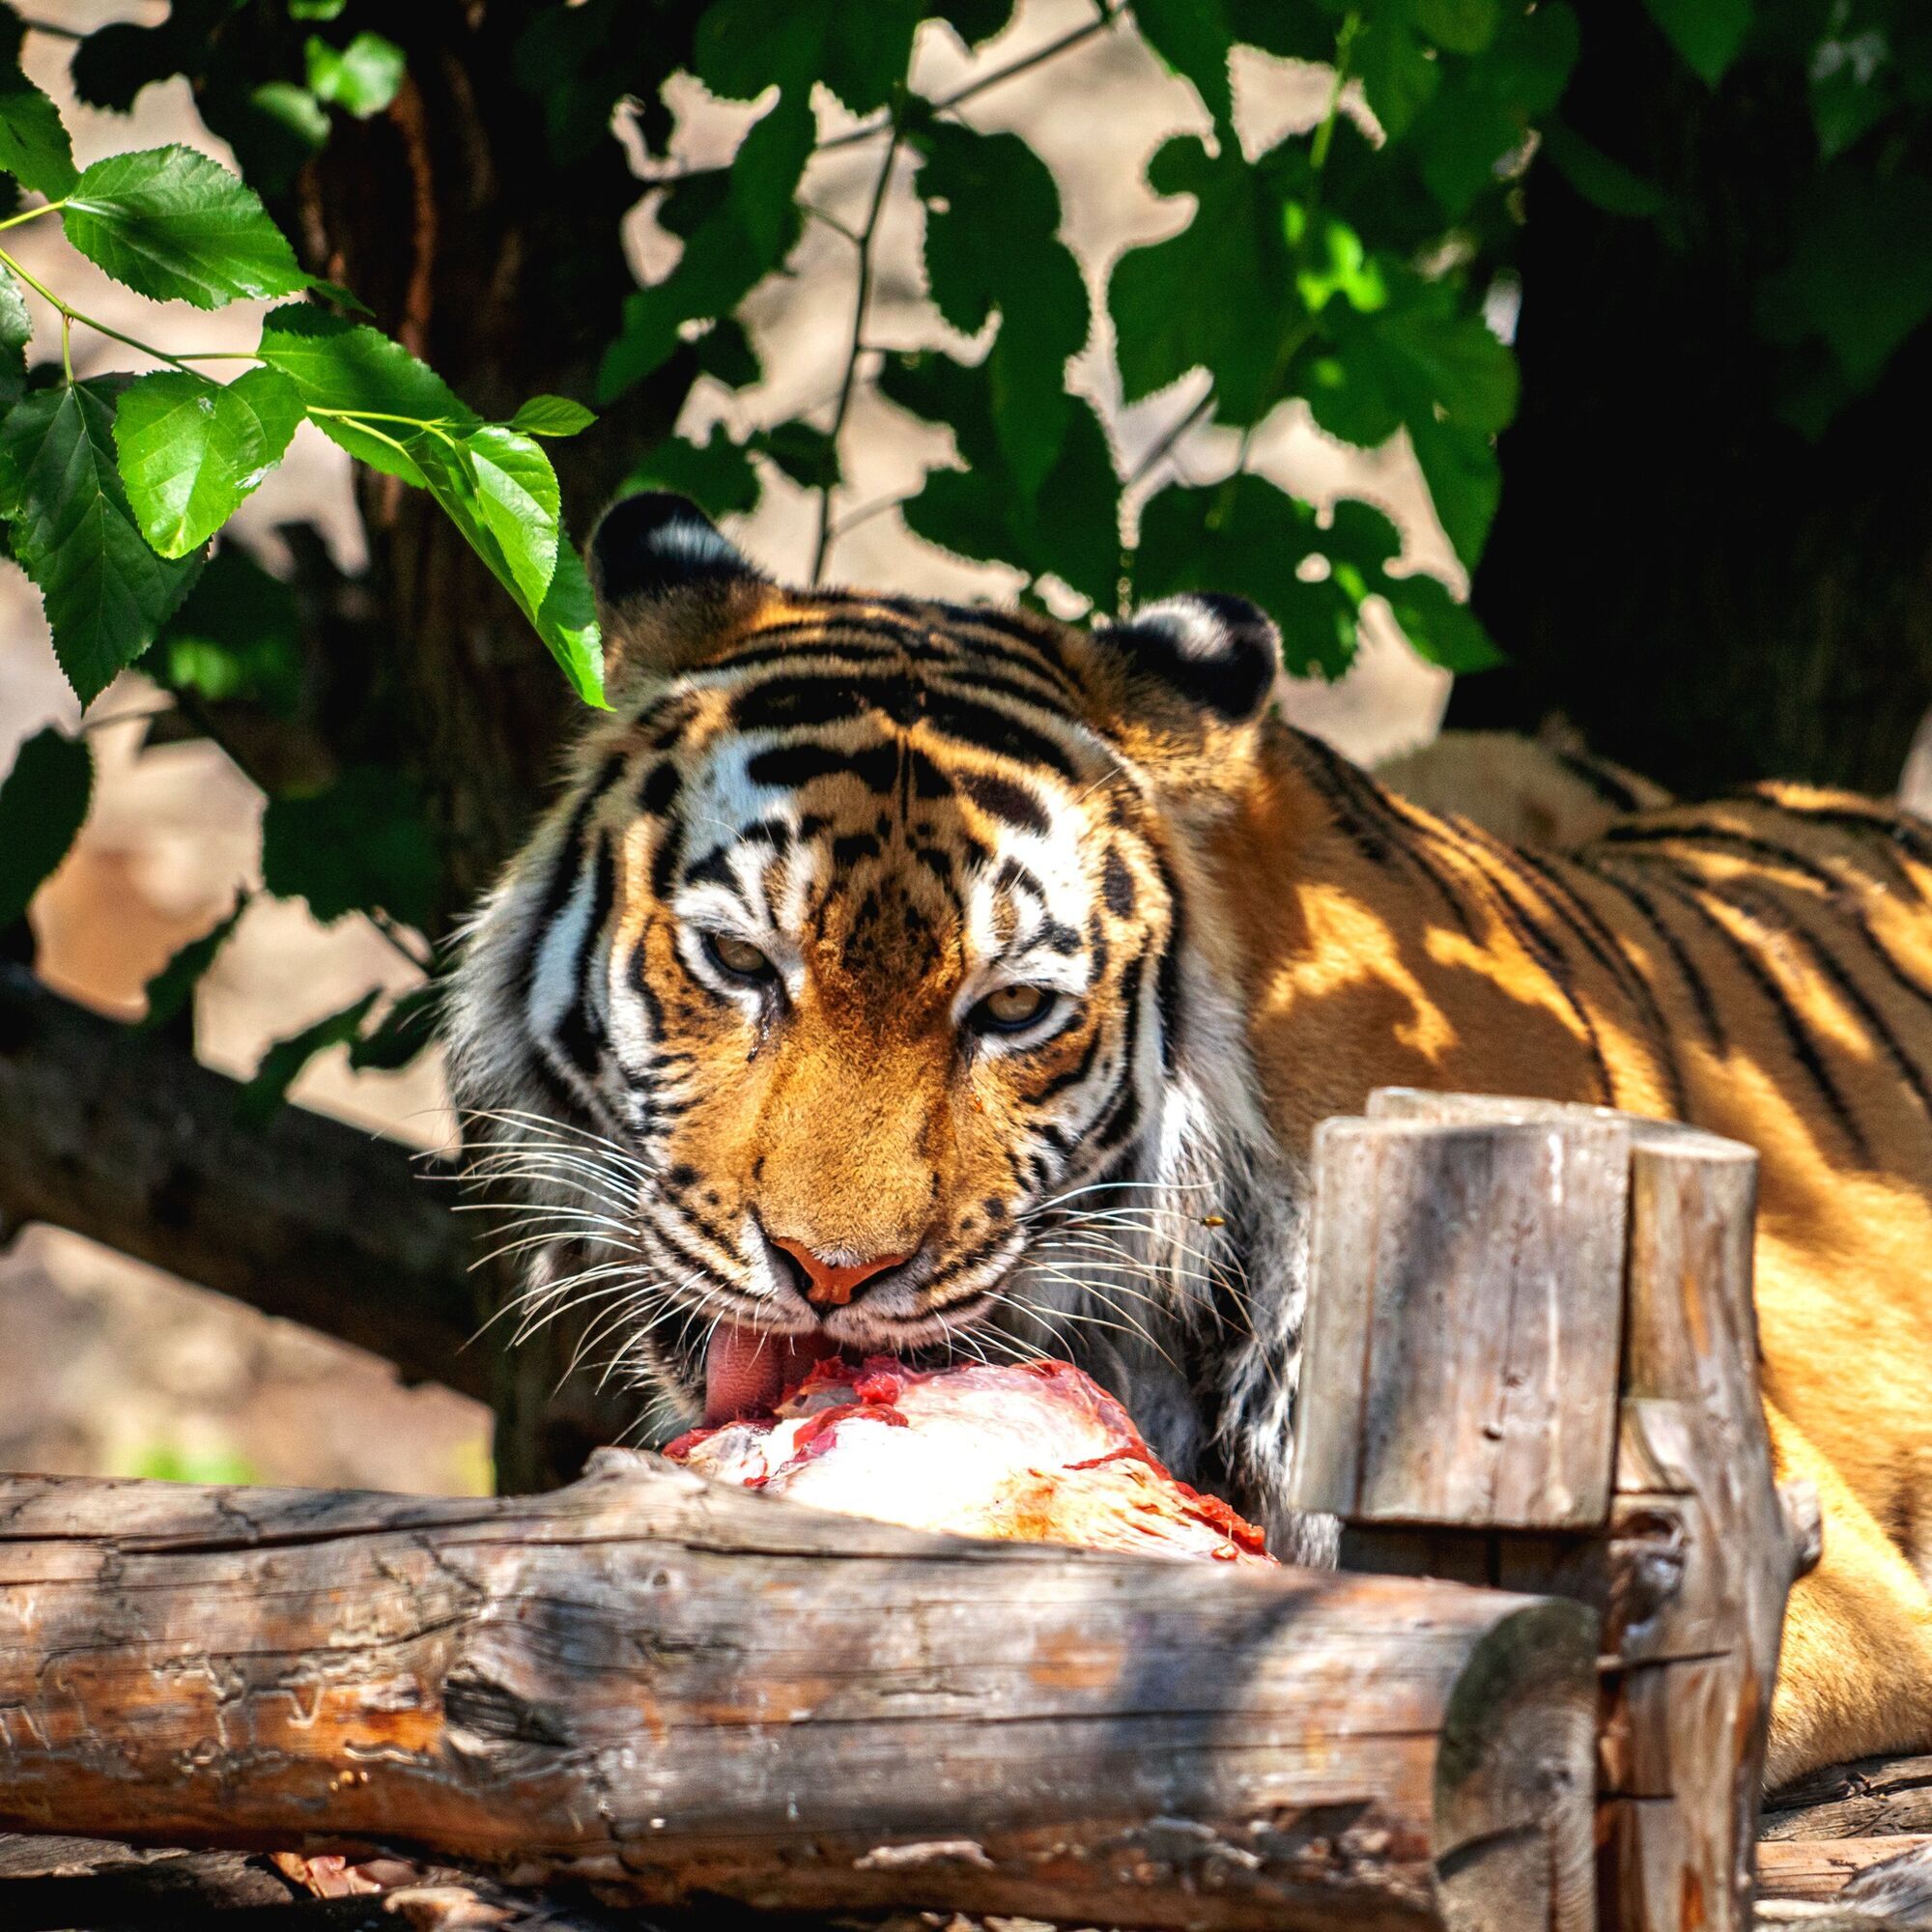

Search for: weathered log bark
xmin=1753 ymin=1836 xmax=1932 ymax=1913
xmin=0 ymin=1455 xmax=1600 ymax=1932
xmin=1291 ymin=1092 xmax=1815 ymax=1932
xmin=0 ymin=960 xmax=480 ymax=1400
xmin=1763 ymin=1756 xmax=1932 ymax=1844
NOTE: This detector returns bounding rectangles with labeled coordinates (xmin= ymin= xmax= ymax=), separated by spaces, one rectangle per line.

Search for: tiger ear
xmin=588 ymin=492 xmax=768 ymax=682
xmin=1080 ymin=592 xmax=1279 ymax=753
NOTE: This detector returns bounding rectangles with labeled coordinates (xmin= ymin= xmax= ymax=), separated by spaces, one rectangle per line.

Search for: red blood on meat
xmin=668 ymin=1354 xmax=1273 ymax=1567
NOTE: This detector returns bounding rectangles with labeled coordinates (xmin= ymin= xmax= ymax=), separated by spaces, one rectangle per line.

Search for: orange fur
xmin=458 ymin=559 xmax=1932 ymax=1788
xmin=1243 ymin=738 xmax=1932 ymax=1786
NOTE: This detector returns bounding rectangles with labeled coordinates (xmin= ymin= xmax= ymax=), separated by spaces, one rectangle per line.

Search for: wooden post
xmin=0 ymin=1458 xmax=1597 ymax=1932
xmin=1290 ymin=1090 xmax=1821 ymax=1932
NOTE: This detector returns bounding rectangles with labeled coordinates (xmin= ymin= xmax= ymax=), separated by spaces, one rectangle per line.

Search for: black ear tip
xmin=589 ymin=491 xmax=760 ymax=605
xmin=1107 ymin=592 xmax=1279 ymax=721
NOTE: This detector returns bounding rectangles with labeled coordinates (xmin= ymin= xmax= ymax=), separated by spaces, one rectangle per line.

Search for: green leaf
xmin=1109 ymin=134 xmax=1303 ymax=425
xmin=1306 ymin=270 xmax=1518 ymax=452
xmin=348 ymin=982 xmax=440 ymax=1072
xmin=531 ymin=541 xmax=605 ymax=709
xmin=1132 ymin=0 xmax=1237 ymax=128
xmin=236 ymin=82 xmax=332 ymax=194
xmin=262 ymin=765 xmax=439 ymax=928
xmin=238 ymin=988 xmax=380 ymax=1125
xmin=507 ymin=393 xmax=597 ymax=438
xmin=257 ymin=303 xmax=477 ymax=485
xmin=1413 ymin=0 xmax=1501 ymax=56
xmin=0 ymin=32 xmax=78 ymax=198
xmin=1757 ymin=166 xmax=1932 ymax=391
xmin=113 ymin=366 xmax=302 ymax=557
xmin=0 ymin=382 xmax=204 ymax=703
xmin=304 ymin=31 xmax=405 ymax=119
xmin=468 ymin=424 xmax=561 ymax=610
xmin=623 ymin=429 xmax=760 ymax=519
xmin=1378 ymin=568 xmax=1504 ymax=673
xmin=1809 ymin=25 xmax=1893 ymax=159
xmin=1406 ymin=3 xmax=1578 ymax=216
xmin=886 ymin=353 xmax=1121 ymax=607
xmin=289 ymin=0 xmax=347 ymax=18
xmin=596 ymin=89 xmax=812 ymax=401
xmin=141 ymin=891 xmax=247 ymax=1031
xmin=407 ymin=424 xmax=570 ymax=650
xmin=692 ymin=0 xmax=923 ymax=113
xmin=155 ymin=542 xmax=302 ymax=714
xmin=1642 ymin=0 xmax=1752 ymax=86
xmin=0 ymin=264 xmax=28 ymax=411
xmin=752 ymin=420 xmax=838 ymax=492
xmin=1539 ymin=121 xmax=1666 ymax=218
xmin=1354 ymin=15 xmax=1440 ymax=139
xmin=916 ymin=123 xmax=1088 ymax=504
xmin=62 ymin=146 xmax=314 ymax=309
xmin=1406 ymin=412 xmax=1502 ymax=573
xmin=931 ymin=1 xmax=1017 ymax=48
xmin=1134 ymin=475 xmax=1349 ymax=677
xmin=0 ymin=725 xmax=90 ymax=929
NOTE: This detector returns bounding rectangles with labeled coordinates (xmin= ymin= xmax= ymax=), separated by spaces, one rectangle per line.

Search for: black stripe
xmin=532 ymin=838 xmax=616 ymax=1099
xmin=922 ymin=687 xmax=1079 ymax=780
xmin=957 ymin=767 xmax=1050 ymax=834
xmin=1551 ymin=746 xmax=1647 ymax=812
xmin=1707 ymin=881 xmax=1932 ymax=1130
xmin=1024 ymin=1026 xmax=1103 ymax=1106
xmin=1509 ymin=844 xmax=1689 ymax=1118
xmin=1643 ymin=871 xmax=1872 ymax=1162
xmin=747 ymin=739 xmax=899 ymax=792
xmin=1455 ymin=835 xmax=1616 ymax=1103
xmin=1600 ymin=820 xmax=1847 ymax=896
xmin=1288 ymin=732 xmax=1395 ymax=865
xmin=515 ymin=754 xmax=621 ymax=1009
xmin=1577 ymin=855 xmax=1726 ymax=1049
xmin=1149 ymin=849 xmax=1186 ymax=1073
xmin=639 ymin=760 xmax=680 ymax=817
xmin=1375 ymin=791 xmax=1495 ymax=945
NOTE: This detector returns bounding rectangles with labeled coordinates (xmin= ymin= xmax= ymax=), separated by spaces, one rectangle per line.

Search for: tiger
xmin=448 ymin=491 xmax=1932 ymax=1788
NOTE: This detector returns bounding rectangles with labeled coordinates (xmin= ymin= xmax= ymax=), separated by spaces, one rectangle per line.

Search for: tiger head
xmin=447 ymin=494 xmax=1280 ymax=1429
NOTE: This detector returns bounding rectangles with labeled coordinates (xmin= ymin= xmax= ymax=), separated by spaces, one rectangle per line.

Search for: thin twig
xmin=818 ymin=6 xmax=1122 ymax=153
xmin=810 ymin=99 xmax=909 ymax=586
xmin=831 ymin=489 xmax=915 ymax=539
xmin=1127 ymin=384 xmax=1215 ymax=488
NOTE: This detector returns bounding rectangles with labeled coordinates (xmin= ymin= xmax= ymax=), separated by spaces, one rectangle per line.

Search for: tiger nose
xmin=771 ymin=1237 xmax=911 ymax=1308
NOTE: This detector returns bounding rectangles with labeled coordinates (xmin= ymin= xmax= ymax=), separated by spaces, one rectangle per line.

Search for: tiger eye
xmin=708 ymin=933 xmax=776 ymax=980
xmin=980 ymin=983 xmax=1050 ymax=1029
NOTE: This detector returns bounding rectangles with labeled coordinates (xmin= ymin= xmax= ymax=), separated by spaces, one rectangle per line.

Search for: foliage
xmin=0 ymin=0 xmax=1925 ymax=1120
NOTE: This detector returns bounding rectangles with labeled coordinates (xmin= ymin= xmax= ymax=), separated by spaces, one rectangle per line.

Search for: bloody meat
xmin=666 ymin=1354 xmax=1274 ymax=1568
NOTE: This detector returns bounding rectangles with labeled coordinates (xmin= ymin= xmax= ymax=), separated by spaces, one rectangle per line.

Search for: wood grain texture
xmin=1302 ymin=1092 xmax=1809 ymax=1932
xmin=1762 ymin=1755 xmax=1932 ymax=1844
xmin=0 ymin=1456 xmax=1599 ymax=1932
xmin=1292 ymin=1108 xmax=1627 ymax=1529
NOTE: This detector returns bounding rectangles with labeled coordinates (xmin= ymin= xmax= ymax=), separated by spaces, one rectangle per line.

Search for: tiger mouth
xmin=702 ymin=1321 xmax=841 ymax=1424
xmin=698 ymin=1301 xmax=1001 ymax=1424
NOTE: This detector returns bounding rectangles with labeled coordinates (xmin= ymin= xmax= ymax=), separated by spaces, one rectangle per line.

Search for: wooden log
xmin=1291 ymin=1091 xmax=1815 ymax=1932
xmin=0 ymin=1457 xmax=1600 ymax=1932
xmin=1293 ymin=1107 xmax=1629 ymax=1529
xmin=1762 ymin=1755 xmax=1932 ymax=1843
xmin=1754 ymin=1824 xmax=1932 ymax=1917
xmin=0 ymin=959 xmax=480 ymax=1398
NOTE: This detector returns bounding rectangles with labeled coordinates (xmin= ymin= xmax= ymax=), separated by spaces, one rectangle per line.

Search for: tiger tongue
xmin=703 ymin=1323 xmax=839 ymax=1425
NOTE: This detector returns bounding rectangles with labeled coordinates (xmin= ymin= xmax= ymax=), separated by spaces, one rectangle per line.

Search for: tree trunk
xmin=258 ymin=5 xmax=708 ymax=1487
xmin=1454 ymin=12 xmax=1932 ymax=799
